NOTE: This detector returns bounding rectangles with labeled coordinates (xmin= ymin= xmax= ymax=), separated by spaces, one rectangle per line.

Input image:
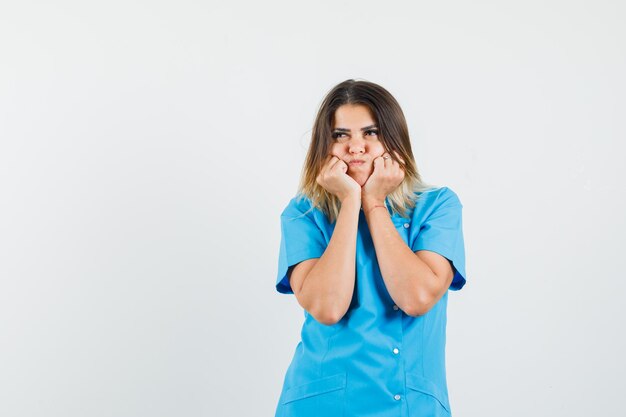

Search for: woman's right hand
xmin=316 ymin=155 xmax=361 ymax=203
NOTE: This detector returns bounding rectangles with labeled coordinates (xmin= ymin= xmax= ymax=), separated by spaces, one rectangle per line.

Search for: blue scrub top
xmin=274 ymin=186 xmax=466 ymax=417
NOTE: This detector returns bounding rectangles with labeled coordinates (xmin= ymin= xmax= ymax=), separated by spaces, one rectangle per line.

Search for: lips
xmin=349 ymin=160 xmax=365 ymax=166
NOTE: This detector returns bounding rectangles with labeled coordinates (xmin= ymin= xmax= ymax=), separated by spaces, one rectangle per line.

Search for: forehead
xmin=332 ymin=104 xmax=376 ymax=128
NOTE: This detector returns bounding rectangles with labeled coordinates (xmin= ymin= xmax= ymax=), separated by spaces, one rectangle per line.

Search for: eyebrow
xmin=332 ymin=124 xmax=378 ymax=132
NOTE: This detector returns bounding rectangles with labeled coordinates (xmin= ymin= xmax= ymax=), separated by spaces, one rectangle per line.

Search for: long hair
xmin=296 ymin=79 xmax=435 ymax=223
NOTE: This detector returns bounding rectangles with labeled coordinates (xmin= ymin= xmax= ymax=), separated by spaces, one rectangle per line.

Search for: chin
xmin=350 ymin=169 xmax=371 ymax=184
xmin=350 ymin=175 xmax=368 ymax=187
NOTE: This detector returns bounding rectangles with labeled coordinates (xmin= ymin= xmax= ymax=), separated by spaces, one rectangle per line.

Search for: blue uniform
xmin=274 ymin=186 xmax=466 ymax=417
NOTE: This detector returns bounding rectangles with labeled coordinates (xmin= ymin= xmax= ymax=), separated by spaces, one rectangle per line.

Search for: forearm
xmin=301 ymin=195 xmax=360 ymax=324
xmin=363 ymin=201 xmax=438 ymax=316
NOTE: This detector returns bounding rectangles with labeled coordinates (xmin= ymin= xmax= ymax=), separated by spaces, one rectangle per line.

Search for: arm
xmin=289 ymin=195 xmax=360 ymax=325
xmin=363 ymin=199 xmax=454 ymax=316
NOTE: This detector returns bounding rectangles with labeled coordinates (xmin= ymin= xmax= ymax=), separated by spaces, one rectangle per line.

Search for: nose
xmin=347 ymin=134 xmax=366 ymax=154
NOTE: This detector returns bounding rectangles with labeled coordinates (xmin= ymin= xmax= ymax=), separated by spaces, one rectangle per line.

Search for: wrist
xmin=363 ymin=204 xmax=387 ymax=216
xmin=341 ymin=193 xmax=362 ymax=209
xmin=362 ymin=202 xmax=387 ymax=215
xmin=362 ymin=195 xmax=385 ymax=212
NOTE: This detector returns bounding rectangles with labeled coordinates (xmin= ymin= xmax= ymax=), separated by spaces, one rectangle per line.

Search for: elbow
xmin=403 ymin=291 xmax=434 ymax=317
xmin=404 ymin=304 xmax=429 ymax=317
xmin=316 ymin=313 xmax=342 ymax=326
xmin=298 ymin=287 xmax=347 ymax=326
xmin=309 ymin=302 xmax=345 ymax=326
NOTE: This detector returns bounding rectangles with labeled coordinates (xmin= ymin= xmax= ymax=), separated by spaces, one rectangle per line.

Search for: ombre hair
xmin=296 ymin=79 xmax=435 ymax=223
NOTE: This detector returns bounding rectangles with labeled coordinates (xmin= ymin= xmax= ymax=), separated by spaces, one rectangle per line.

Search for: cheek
xmin=330 ymin=143 xmax=343 ymax=156
xmin=372 ymin=143 xmax=386 ymax=157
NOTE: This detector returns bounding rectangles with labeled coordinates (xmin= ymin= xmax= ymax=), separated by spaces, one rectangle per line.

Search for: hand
xmin=361 ymin=150 xmax=405 ymax=210
xmin=316 ymin=155 xmax=361 ymax=203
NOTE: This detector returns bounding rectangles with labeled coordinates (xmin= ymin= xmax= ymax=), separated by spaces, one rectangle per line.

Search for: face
xmin=330 ymin=104 xmax=386 ymax=187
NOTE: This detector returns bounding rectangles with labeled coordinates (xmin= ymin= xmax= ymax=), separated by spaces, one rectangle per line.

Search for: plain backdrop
xmin=1 ymin=1 xmax=625 ymax=416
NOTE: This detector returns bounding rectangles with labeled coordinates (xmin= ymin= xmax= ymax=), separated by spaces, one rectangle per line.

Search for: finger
xmin=382 ymin=153 xmax=392 ymax=169
xmin=335 ymin=158 xmax=348 ymax=173
xmin=324 ymin=155 xmax=339 ymax=171
xmin=328 ymin=155 xmax=344 ymax=172
xmin=373 ymin=156 xmax=384 ymax=172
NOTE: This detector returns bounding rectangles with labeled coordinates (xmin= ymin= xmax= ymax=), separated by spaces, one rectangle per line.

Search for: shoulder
xmin=404 ymin=186 xmax=463 ymax=223
xmin=281 ymin=193 xmax=318 ymax=219
xmin=415 ymin=186 xmax=463 ymax=209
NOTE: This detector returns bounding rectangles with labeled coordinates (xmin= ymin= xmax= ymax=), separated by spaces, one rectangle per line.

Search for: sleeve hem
xmin=412 ymin=243 xmax=466 ymax=291
xmin=276 ymin=248 xmax=324 ymax=295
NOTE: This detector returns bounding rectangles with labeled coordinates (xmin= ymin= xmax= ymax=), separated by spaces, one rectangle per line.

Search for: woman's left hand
xmin=362 ymin=150 xmax=405 ymax=210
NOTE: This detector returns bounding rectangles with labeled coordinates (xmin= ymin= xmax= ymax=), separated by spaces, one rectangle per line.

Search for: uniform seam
xmin=319 ymin=324 xmax=341 ymax=378
xmin=420 ymin=314 xmax=425 ymax=377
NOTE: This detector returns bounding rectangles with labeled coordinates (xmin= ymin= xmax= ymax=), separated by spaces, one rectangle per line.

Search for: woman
xmin=274 ymin=79 xmax=467 ymax=417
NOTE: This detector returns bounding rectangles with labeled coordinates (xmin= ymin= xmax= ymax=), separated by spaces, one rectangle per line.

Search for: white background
xmin=1 ymin=1 xmax=625 ymax=416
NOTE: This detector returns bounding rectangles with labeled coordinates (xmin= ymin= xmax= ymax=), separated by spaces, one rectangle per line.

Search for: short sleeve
xmin=275 ymin=196 xmax=327 ymax=294
xmin=410 ymin=187 xmax=467 ymax=291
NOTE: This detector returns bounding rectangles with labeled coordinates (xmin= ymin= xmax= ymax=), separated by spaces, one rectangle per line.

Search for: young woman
xmin=274 ymin=79 xmax=467 ymax=417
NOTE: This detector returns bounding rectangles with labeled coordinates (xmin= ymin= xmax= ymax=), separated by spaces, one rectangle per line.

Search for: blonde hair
xmin=296 ymin=79 xmax=435 ymax=223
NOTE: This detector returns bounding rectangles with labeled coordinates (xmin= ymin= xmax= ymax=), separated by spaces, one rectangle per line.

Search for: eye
xmin=365 ymin=129 xmax=379 ymax=137
xmin=332 ymin=132 xmax=346 ymax=139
